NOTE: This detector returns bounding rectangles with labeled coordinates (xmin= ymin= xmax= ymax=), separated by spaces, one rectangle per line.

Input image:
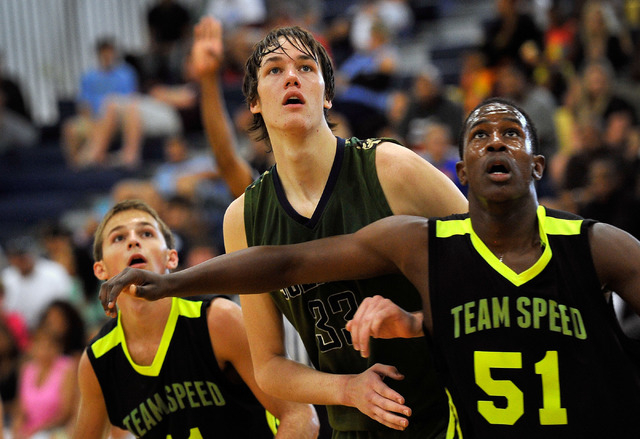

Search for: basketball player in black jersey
xmin=73 ymin=200 xmax=318 ymax=438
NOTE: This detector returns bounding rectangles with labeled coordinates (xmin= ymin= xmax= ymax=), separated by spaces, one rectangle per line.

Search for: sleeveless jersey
xmin=244 ymin=136 xmax=450 ymax=436
xmin=428 ymin=206 xmax=640 ymax=438
xmin=87 ymin=297 xmax=275 ymax=439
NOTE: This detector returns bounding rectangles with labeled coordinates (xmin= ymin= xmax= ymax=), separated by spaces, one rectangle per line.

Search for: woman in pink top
xmin=11 ymin=327 xmax=75 ymax=439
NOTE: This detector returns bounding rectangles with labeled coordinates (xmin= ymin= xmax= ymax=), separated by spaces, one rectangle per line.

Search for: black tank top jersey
xmin=244 ymin=137 xmax=451 ymax=436
xmin=87 ymin=297 xmax=275 ymax=439
xmin=427 ymin=206 xmax=640 ymax=438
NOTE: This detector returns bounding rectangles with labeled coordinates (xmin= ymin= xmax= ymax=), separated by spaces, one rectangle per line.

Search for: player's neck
xmin=272 ymin=128 xmax=337 ymax=213
xmin=119 ymin=296 xmax=172 ymax=340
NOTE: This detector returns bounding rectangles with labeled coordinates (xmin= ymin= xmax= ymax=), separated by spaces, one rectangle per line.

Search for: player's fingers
xmin=349 ymin=298 xmax=375 ymax=355
xmin=367 ymin=398 xmax=411 ymax=431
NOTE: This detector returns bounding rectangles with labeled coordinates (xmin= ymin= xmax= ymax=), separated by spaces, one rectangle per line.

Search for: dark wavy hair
xmin=38 ymin=299 xmax=86 ymax=356
xmin=242 ymin=26 xmax=336 ymax=148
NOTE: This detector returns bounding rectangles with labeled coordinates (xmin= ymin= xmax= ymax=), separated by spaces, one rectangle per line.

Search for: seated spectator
xmin=151 ymin=135 xmax=221 ymax=202
xmin=11 ymin=326 xmax=76 ymax=439
xmin=78 ymin=54 xmax=203 ymax=169
xmin=480 ymin=0 xmax=544 ymax=71
xmin=1 ymin=236 xmax=74 ymax=331
xmin=393 ymin=65 xmax=463 ymax=148
xmin=412 ymin=121 xmax=464 ymax=195
xmin=458 ymin=49 xmax=495 ymax=114
xmin=0 ymin=90 xmax=38 ymax=155
xmin=144 ymin=0 xmax=193 ymax=86
xmin=61 ymin=37 xmax=138 ymax=168
xmin=577 ymin=155 xmax=640 ymax=240
xmin=332 ymin=19 xmax=398 ymax=137
xmin=0 ymin=51 xmax=31 ymax=122
xmin=569 ymin=0 xmax=634 ymax=73
xmin=37 ymin=300 xmax=86 ymax=362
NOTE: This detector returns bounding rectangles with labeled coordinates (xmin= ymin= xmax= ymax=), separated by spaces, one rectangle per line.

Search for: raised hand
xmin=346 ymin=295 xmax=424 ymax=358
xmin=190 ymin=16 xmax=224 ymax=81
xmin=98 ymin=267 xmax=167 ymax=317
xmin=345 ymin=363 xmax=411 ymax=430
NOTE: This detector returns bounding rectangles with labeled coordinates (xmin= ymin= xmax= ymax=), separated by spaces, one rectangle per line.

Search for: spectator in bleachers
xmin=569 ymin=0 xmax=635 ymax=73
xmin=145 ymin=0 xmax=193 ymax=86
xmin=392 ymin=65 xmax=463 ymax=149
xmin=11 ymin=326 xmax=76 ymax=439
xmin=332 ymin=19 xmax=398 ymax=137
xmin=480 ymin=0 xmax=544 ymax=71
xmin=1 ymin=236 xmax=73 ymax=332
xmin=412 ymin=121 xmax=464 ymax=194
xmin=577 ymin=58 xmax=637 ymax=126
xmin=61 ymin=38 xmax=138 ymax=167
xmin=0 ymin=52 xmax=31 ymax=122
xmin=577 ymin=154 xmax=640 ymax=240
xmin=458 ymin=49 xmax=495 ymax=115
xmin=0 ymin=52 xmax=38 ymax=155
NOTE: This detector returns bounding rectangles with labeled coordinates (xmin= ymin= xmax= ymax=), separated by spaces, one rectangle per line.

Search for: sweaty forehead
xmin=467 ymin=103 xmax=527 ymax=129
xmin=260 ymin=36 xmax=315 ymax=65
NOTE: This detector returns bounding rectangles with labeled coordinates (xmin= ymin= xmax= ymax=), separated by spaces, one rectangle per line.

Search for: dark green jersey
xmin=244 ymin=137 xmax=450 ymax=437
xmin=87 ymin=297 xmax=275 ymax=439
xmin=428 ymin=206 xmax=640 ymax=438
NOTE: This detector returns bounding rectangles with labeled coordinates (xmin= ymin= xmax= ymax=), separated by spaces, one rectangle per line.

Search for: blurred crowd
xmin=0 ymin=0 xmax=639 ymax=437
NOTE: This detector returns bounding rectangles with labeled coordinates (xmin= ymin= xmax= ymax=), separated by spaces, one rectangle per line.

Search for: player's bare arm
xmin=192 ymin=16 xmax=254 ymax=198
xmin=72 ymin=352 xmax=110 ymax=439
xmin=376 ymin=141 xmax=467 ymax=217
xmin=590 ymin=222 xmax=640 ymax=315
xmin=207 ymin=297 xmax=319 ymax=438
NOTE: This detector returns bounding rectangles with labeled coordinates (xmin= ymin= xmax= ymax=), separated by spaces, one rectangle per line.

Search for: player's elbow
xmin=276 ymin=404 xmax=320 ymax=439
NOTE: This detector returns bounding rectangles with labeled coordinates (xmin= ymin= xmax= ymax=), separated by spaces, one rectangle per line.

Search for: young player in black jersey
xmin=73 ymin=200 xmax=318 ymax=438
xmin=98 ymin=99 xmax=640 ymax=437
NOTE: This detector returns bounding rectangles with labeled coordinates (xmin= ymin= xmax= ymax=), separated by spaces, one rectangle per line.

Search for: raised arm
xmin=191 ymin=16 xmax=254 ymax=198
xmin=590 ymin=222 xmax=640 ymax=316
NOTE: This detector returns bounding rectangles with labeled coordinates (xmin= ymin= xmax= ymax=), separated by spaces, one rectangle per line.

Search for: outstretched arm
xmin=191 ymin=16 xmax=254 ymax=198
xmin=100 ymin=215 xmax=406 ymax=314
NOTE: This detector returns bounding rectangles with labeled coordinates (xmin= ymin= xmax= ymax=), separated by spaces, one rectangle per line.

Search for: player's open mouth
xmin=486 ymin=160 xmax=511 ymax=182
xmin=128 ymin=255 xmax=147 ymax=267
xmin=283 ymin=92 xmax=305 ymax=105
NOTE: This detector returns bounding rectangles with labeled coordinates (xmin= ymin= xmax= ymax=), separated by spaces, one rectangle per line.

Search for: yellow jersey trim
xmin=91 ymin=297 xmax=202 ymax=376
xmin=436 ymin=206 xmax=581 ymax=287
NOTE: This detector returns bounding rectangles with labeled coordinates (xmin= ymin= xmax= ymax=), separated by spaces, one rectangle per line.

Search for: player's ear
xmin=249 ymin=97 xmax=261 ymax=114
xmin=94 ymin=261 xmax=109 ymax=281
xmin=456 ymin=160 xmax=468 ymax=186
xmin=532 ymin=154 xmax=545 ymax=181
xmin=324 ymin=98 xmax=332 ymax=109
xmin=166 ymin=249 xmax=179 ymax=270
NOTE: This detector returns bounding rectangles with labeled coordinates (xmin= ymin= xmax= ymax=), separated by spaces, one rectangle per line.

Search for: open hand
xmin=345 ymin=363 xmax=411 ymax=430
xmin=190 ymin=16 xmax=224 ymax=80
